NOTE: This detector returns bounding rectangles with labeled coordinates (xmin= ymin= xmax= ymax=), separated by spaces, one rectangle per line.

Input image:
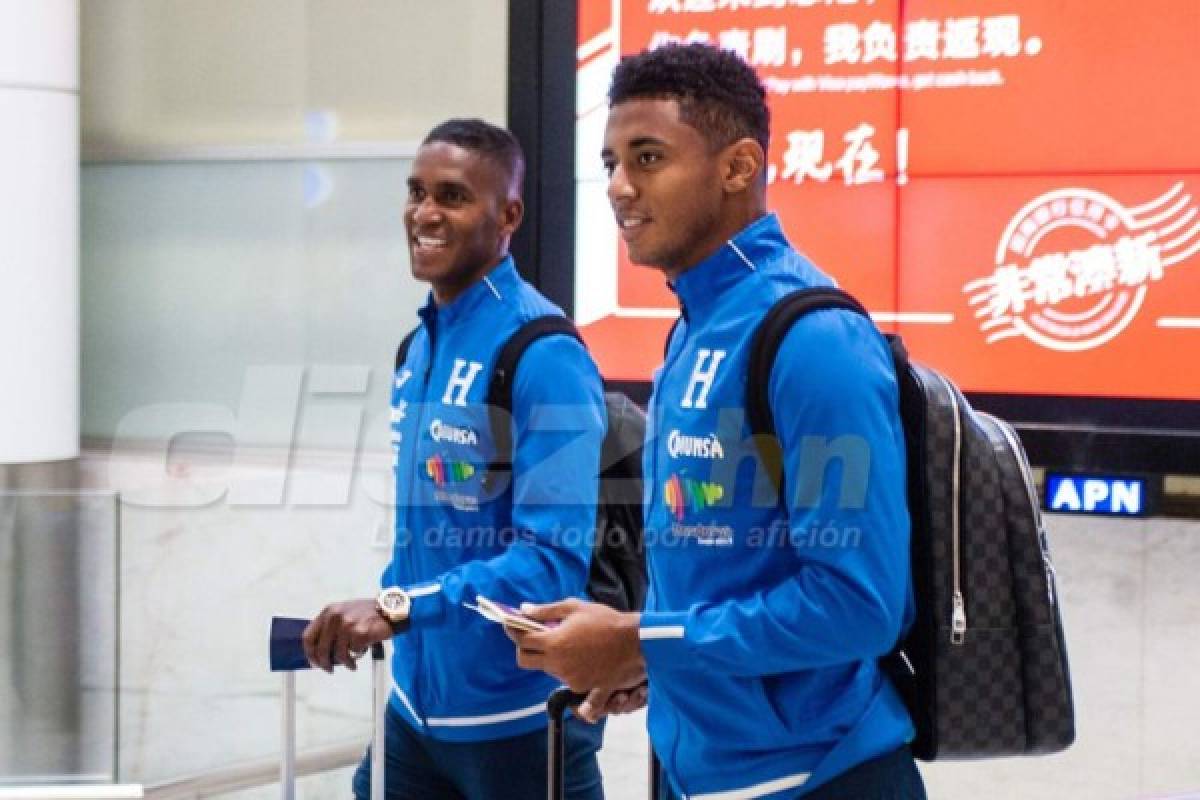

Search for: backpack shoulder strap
xmin=486 ymin=315 xmax=583 ymax=414
xmin=394 ymin=325 xmax=420 ymax=372
xmin=746 ymin=288 xmax=919 ymax=708
xmin=746 ymin=286 xmax=872 ymax=440
xmin=485 ymin=315 xmax=584 ymax=465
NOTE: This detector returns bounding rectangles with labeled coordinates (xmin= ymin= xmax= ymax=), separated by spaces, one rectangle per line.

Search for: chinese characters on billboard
xmin=575 ymin=0 xmax=1200 ymax=400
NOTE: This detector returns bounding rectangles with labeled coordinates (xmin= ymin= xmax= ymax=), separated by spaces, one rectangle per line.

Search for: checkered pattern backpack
xmin=746 ymin=287 xmax=1076 ymax=761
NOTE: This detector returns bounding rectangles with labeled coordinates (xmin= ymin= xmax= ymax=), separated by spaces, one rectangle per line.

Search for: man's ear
xmin=500 ymin=196 xmax=524 ymax=239
xmin=722 ymin=138 xmax=766 ymax=193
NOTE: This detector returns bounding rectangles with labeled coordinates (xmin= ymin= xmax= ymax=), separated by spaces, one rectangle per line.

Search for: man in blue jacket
xmin=511 ymin=45 xmax=927 ymax=799
xmin=303 ymin=118 xmax=608 ymax=799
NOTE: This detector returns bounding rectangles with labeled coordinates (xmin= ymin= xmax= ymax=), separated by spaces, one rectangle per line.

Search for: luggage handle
xmin=269 ymin=616 xmax=388 ymax=800
xmin=546 ymin=687 xmax=662 ymax=800
xmin=369 ymin=643 xmax=386 ymax=800
xmin=547 ymin=688 xmax=588 ymax=800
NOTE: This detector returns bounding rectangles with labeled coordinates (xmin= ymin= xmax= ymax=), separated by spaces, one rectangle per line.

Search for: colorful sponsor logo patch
xmin=663 ymin=474 xmax=724 ymax=521
xmin=424 ymin=455 xmax=476 ymax=487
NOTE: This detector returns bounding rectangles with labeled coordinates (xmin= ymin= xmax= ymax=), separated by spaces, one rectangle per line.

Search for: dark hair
xmin=608 ymin=43 xmax=770 ymax=153
xmin=422 ymin=118 xmax=525 ymax=191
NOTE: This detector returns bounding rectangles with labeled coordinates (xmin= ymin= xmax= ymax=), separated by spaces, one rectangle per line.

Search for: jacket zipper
xmin=991 ymin=416 xmax=1059 ymax=608
xmin=652 ymin=307 xmax=689 ymax=509
xmin=934 ymin=373 xmax=967 ymax=646
xmin=657 ymin=307 xmax=689 ymax=789
xmin=403 ymin=314 xmax=438 ymax=723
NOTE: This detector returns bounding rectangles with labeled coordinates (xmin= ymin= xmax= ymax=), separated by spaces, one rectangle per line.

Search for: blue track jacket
xmin=638 ymin=214 xmax=915 ymax=798
xmin=386 ymin=256 xmax=606 ymax=741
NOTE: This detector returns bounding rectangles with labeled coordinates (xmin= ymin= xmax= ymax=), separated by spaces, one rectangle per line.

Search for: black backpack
xmin=745 ymin=287 xmax=1075 ymax=761
xmin=395 ymin=317 xmax=647 ymax=614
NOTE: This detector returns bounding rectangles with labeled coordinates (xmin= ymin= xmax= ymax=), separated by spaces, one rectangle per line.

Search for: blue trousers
xmin=353 ymin=705 xmax=605 ymax=800
xmin=661 ymin=746 xmax=926 ymax=800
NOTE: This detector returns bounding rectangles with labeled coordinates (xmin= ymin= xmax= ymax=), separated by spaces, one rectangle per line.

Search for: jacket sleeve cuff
xmin=404 ymin=582 xmax=447 ymax=627
xmin=637 ymin=610 xmax=691 ymax=670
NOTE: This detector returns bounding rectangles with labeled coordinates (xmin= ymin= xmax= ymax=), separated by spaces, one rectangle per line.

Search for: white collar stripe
xmin=726 ymin=239 xmax=758 ymax=272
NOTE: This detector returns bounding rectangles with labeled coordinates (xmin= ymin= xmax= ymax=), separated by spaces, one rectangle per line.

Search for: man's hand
xmin=504 ymin=598 xmax=645 ymax=704
xmin=576 ymin=682 xmax=649 ymax=724
xmin=302 ymin=598 xmax=394 ymax=673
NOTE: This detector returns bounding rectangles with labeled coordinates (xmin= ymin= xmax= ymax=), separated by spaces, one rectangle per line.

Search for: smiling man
xmin=303 ymin=119 xmax=608 ymax=800
xmin=510 ymin=45 xmax=926 ymax=800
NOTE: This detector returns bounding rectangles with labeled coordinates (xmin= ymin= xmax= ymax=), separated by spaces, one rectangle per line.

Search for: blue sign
xmin=1044 ymin=473 xmax=1151 ymax=516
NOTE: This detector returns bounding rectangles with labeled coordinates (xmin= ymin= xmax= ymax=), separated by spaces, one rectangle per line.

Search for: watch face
xmin=379 ymin=588 xmax=410 ymax=616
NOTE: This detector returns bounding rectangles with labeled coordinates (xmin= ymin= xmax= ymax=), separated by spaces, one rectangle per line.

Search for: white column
xmin=0 ymin=0 xmax=80 ymax=463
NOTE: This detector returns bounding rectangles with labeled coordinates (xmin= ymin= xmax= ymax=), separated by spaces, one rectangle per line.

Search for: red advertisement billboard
xmin=575 ymin=1 xmax=1200 ymax=400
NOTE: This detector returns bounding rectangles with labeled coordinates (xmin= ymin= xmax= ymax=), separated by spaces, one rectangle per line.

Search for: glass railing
xmin=0 ymin=488 xmax=120 ymax=788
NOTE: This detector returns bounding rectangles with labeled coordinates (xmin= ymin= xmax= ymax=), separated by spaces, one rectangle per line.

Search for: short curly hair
xmin=423 ymin=118 xmax=525 ymax=191
xmin=608 ymin=43 xmax=770 ymax=153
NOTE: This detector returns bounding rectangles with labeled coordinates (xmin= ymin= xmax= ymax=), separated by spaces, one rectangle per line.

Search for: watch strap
xmin=379 ymin=606 xmax=410 ymax=635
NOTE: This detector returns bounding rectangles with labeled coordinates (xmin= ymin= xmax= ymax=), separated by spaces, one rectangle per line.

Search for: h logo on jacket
xmin=442 ymin=359 xmax=484 ymax=406
xmin=681 ymin=349 xmax=727 ymax=410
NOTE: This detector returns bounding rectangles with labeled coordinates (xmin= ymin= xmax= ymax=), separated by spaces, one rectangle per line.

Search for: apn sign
xmin=1044 ymin=473 xmax=1152 ymax=516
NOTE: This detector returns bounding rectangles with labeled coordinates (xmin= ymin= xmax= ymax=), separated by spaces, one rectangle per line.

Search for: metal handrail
xmin=142 ymin=739 xmax=365 ymax=800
